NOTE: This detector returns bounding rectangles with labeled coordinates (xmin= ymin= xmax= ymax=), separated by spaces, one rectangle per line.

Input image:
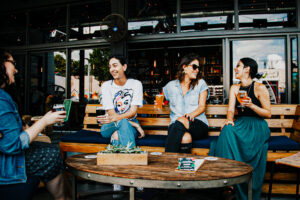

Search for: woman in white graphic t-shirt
xmin=97 ymin=55 xmax=144 ymax=148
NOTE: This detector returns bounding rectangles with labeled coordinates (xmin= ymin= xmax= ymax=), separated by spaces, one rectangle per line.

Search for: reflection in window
xmin=238 ymin=0 xmax=296 ymax=29
xmin=291 ymin=38 xmax=298 ymax=103
xmin=238 ymin=14 xmax=291 ymax=29
xmin=181 ymin=16 xmax=228 ymax=32
xmin=232 ymin=39 xmax=286 ymax=104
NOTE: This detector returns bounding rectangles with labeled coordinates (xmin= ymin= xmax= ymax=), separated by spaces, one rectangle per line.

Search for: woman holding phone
xmin=209 ymin=57 xmax=271 ymax=200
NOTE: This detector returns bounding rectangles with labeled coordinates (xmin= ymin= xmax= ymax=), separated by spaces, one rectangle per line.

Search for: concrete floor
xmin=33 ymin=180 xmax=297 ymax=200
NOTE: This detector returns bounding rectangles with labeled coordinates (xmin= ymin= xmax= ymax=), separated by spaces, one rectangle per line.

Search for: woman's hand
xmin=135 ymin=124 xmax=145 ymax=138
xmin=96 ymin=114 xmax=112 ymax=124
xmin=242 ymin=97 xmax=253 ymax=108
xmin=221 ymin=120 xmax=234 ymax=130
xmin=42 ymin=111 xmax=66 ymax=126
xmin=183 ymin=113 xmax=194 ymax=121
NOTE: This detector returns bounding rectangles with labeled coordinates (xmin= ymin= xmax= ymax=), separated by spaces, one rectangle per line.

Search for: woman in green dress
xmin=209 ymin=57 xmax=271 ymax=200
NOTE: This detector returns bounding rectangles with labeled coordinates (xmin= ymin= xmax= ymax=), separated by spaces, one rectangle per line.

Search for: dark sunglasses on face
xmin=6 ymin=60 xmax=17 ymax=67
xmin=190 ymin=64 xmax=200 ymax=71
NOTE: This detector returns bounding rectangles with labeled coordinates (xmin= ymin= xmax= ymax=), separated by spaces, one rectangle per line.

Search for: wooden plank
xmin=270 ymin=105 xmax=298 ymax=115
xmin=264 ymin=171 xmax=297 ymax=181
xmin=59 ymin=142 xmax=107 ymax=153
xmin=266 ymin=119 xmax=294 ymax=128
xmin=262 ymin=183 xmax=298 ymax=194
xmin=137 ymin=118 xmax=171 ymax=126
xmin=84 ymin=117 xmax=99 ymax=125
xmin=84 ymin=104 xmax=298 ymax=115
xmin=85 ymin=104 xmax=100 ymax=114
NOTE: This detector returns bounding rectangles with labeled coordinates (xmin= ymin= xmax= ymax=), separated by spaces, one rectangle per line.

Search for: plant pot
xmin=97 ymin=152 xmax=148 ymax=165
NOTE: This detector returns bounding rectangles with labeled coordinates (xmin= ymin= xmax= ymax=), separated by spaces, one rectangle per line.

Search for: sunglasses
xmin=6 ymin=60 xmax=17 ymax=67
xmin=189 ymin=64 xmax=200 ymax=71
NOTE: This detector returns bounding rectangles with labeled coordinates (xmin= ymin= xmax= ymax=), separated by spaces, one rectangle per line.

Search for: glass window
xmin=29 ymin=7 xmax=67 ymax=44
xmin=238 ymin=0 xmax=296 ymax=29
xmin=291 ymin=38 xmax=298 ymax=103
xmin=129 ymin=39 xmax=223 ymax=104
xmin=128 ymin=0 xmax=177 ymax=35
xmin=69 ymin=1 xmax=111 ymax=41
xmin=70 ymin=48 xmax=110 ymax=102
xmin=0 ymin=12 xmax=27 ymax=46
xmin=232 ymin=38 xmax=286 ymax=104
xmin=180 ymin=0 xmax=234 ymax=32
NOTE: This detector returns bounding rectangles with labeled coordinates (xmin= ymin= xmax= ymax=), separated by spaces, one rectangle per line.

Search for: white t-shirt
xmin=101 ymin=79 xmax=143 ymax=116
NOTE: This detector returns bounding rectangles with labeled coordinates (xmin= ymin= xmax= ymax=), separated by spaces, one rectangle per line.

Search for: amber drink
xmin=237 ymin=90 xmax=248 ymax=110
xmin=155 ymin=94 xmax=164 ymax=109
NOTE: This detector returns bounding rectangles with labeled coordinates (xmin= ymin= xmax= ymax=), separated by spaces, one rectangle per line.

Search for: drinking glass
xmin=155 ymin=94 xmax=164 ymax=109
xmin=96 ymin=106 xmax=106 ymax=125
xmin=237 ymin=90 xmax=248 ymax=111
xmin=52 ymin=104 xmax=66 ymax=126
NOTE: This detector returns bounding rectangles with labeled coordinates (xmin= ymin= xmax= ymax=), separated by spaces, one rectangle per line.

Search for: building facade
xmin=0 ymin=0 xmax=299 ymax=115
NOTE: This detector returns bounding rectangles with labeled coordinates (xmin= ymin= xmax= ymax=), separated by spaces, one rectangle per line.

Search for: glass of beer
xmin=237 ymin=90 xmax=248 ymax=111
xmin=155 ymin=94 xmax=164 ymax=109
xmin=52 ymin=104 xmax=66 ymax=126
xmin=96 ymin=106 xmax=105 ymax=125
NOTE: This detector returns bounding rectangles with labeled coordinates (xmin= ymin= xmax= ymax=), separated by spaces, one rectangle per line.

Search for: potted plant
xmin=97 ymin=143 xmax=148 ymax=165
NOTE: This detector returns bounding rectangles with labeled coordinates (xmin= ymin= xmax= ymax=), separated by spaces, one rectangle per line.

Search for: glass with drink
xmin=237 ymin=90 xmax=248 ymax=111
xmin=96 ymin=106 xmax=105 ymax=125
xmin=52 ymin=104 xmax=66 ymax=126
xmin=155 ymin=94 xmax=164 ymax=109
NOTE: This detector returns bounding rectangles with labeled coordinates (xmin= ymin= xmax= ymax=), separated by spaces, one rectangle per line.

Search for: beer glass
xmin=52 ymin=104 xmax=66 ymax=126
xmin=237 ymin=90 xmax=248 ymax=111
xmin=155 ymin=94 xmax=164 ymax=109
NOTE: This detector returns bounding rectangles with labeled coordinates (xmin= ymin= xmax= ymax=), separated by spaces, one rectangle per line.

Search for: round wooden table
xmin=66 ymin=153 xmax=253 ymax=200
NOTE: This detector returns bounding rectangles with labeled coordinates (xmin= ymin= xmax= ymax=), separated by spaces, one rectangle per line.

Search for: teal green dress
xmin=209 ymin=82 xmax=270 ymax=200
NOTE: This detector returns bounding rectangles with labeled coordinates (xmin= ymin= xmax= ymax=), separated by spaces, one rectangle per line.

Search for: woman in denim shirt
xmin=0 ymin=50 xmax=70 ymax=200
xmin=163 ymin=53 xmax=209 ymax=153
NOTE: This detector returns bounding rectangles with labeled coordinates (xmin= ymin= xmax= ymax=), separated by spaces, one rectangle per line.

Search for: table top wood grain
xmin=66 ymin=153 xmax=252 ymax=182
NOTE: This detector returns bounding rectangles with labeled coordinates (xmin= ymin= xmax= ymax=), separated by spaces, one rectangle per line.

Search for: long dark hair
xmin=240 ymin=57 xmax=262 ymax=79
xmin=177 ymin=53 xmax=201 ymax=89
xmin=0 ymin=50 xmax=11 ymax=88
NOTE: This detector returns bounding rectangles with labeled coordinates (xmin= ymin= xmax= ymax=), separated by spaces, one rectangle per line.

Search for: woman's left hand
xmin=183 ymin=113 xmax=194 ymax=121
xmin=242 ymin=97 xmax=253 ymax=108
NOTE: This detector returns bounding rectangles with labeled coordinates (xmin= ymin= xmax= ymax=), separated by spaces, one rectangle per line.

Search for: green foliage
xmin=87 ymin=49 xmax=111 ymax=82
xmin=54 ymin=49 xmax=110 ymax=81
xmin=54 ymin=54 xmax=66 ymax=76
xmin=101 ymin=142 xmax=145 ymax=154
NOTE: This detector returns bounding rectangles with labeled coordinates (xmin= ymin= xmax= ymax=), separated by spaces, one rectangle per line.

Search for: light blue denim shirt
xmin=0 ymin=88 xmax=30 ymax=185
xmin=163 ymin=79 xmax=209 ymax=126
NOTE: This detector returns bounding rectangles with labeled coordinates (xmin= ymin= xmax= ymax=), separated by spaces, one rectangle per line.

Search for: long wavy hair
xmin=0 ymin=50 xmax=11 ymax=88
xmin=176 ymin=53 xmax=202 ymax=89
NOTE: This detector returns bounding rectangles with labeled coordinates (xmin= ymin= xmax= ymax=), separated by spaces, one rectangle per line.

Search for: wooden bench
xmin=60 ymin=104 xmax=300 ymax=195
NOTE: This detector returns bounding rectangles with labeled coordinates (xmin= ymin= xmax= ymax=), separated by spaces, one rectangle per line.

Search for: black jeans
xmin=165 ymin=118 xmax=208 ymax=153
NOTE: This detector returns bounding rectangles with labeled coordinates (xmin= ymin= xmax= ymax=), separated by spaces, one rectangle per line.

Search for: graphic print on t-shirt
xmin=113 ymin=89 xmax=133 ymax=114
